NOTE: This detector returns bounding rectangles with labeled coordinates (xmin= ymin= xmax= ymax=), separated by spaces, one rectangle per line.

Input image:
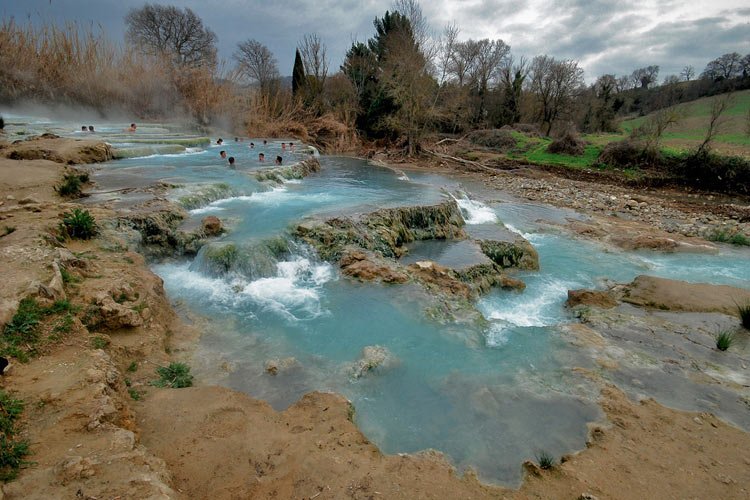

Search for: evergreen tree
xmin=292 ymin=49 xmax=306 ymax=99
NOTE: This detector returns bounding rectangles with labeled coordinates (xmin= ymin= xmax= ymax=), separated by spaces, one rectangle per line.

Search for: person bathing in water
xmin=228 ymin=156 xmax=236 ymax=167
xmin=220 ymin=150 xmax=227 ymax=159
xmin=127 ymin=123 xmax=137 ymax=132
xmin=258 ymin=152 xmax=265 ymax=162
xmin=275 ymin=155 xmax=282 ymax=165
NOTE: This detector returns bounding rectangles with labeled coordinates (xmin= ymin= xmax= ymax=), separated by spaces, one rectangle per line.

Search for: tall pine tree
xmin=292 ymin=49 xmax=306 ymax=99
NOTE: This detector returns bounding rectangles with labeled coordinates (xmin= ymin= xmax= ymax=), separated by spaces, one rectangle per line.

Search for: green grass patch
xmin=525 ymin=142 xmax=602 ymax=169
xmin=0 ymin=390 xmax=31 ymax=481
xmin=715 ymin=330 xmax=735 ymax=351
xmin=128 ymin=388 xmax=142 ymax=401
xmin=60 ymin=267 xmax=81 ymax=284
xmin=2 ymin=298 xmax=80 ymax=360
xmin=91 ymin=336 xmax=110 ymax=349
xmin=1 ymin=226 xmax=15 ymax=237
xmin=152 ymin=362 xmax=193 ymax=388
xmin=55 ymin=173 xmax=83 ymax=197
xmin=127 ymin=361 xmax=138 ymax=372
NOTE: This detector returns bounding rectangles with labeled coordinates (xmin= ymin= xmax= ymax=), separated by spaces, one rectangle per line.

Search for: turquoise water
xmin=5 ymin=114 xmax=750 ymax=485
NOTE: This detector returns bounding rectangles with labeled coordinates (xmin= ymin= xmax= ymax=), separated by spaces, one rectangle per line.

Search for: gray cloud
xmin=0 ymin=0 xmax=747 ymax=81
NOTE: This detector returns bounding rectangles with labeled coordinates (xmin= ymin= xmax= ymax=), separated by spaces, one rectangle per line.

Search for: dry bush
xmin=546 ymin=129 xmax=586 ymax=155
xmin=468 ymin=129 xmax=517 ymax=150
xmin=513 ymin=123 xmax=542 ymax=136
xmin=597 ymin=139 xmax=660 ymax=168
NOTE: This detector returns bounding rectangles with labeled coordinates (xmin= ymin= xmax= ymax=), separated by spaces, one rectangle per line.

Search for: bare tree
xmin=392 ymin=0 xmax=431 ymax=53
xmin=436 ymin=22 xmax=459 ymax=85
xmin=529 ymin=55 xmax=584 ymax=135
xmin=233 ymin=39 xmax=279 ymax=94
xmin=742 ymin=54 xmax=750 ymax=78
xmin=125 ymin=4 xmax=217 ymax=67
xmin=662 ymin=74 xmax=681 ymax=86
xmin=615 ymin=74 xmax=632 ymax=93
xmin=696 ymin=93 xmax=734 ymax=156
xmin=680 ymin=65 xmax=695 ymax=81
xmin=298 ymin=33 xmax=329 ymax=86
xmin=702 ymin=52 xmax=743 ymax=80
xmin=448 ymin=40 xmax=479 ymax=86
xmin=630 ymin=65 xmax=659 ymax=89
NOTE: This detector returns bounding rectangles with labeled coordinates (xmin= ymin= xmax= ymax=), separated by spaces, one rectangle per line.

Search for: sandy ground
xmin=1 ymin=135 xmax=749 ymax=498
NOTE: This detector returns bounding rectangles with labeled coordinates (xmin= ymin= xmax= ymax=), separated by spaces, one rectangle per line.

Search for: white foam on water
xmin=453 ymin=196 xmax=498 ymax=224
xmin=240 ymin=258 xmax=334 ymax=321
xmin=153 ymin=262 xmax=240 ymax=306
xmin=189 ymin=206 xmax=227 ymax=215
xmin=481 ymin=277 xmax=572 ymax=330
xmin=485 ymin=323 xmax=511 ymax=347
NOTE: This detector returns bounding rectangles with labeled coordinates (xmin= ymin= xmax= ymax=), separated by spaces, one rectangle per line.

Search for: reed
xmin=0 ymin=20 xmax=232 ymax=124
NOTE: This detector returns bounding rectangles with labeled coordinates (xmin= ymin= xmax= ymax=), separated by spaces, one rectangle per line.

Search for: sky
xmin=1 ymin=0 xmax=748 ymax=83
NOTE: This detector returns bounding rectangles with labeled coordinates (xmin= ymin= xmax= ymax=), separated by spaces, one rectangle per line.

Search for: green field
xmin=461 ymin=89 xmax=750 ymax=172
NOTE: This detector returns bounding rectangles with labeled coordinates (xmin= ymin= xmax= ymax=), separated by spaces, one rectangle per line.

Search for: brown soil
xmin=1 ymin=138 xmax=750 ymax=499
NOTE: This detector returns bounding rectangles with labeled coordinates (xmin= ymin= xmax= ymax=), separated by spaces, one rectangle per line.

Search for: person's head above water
xmin=249 ymin=142 xmax=255 ymax=148
xmin=258 ymin=152 xmax=265 ymax=161
xmin=128 ymin=123 xmax=137 ymax=132
xmin=275 ymin=155 xmax=282 ymax=165
xmin=217 ymin=138 xmax=223 ymax=145
xmin=88 ymin=125 xmax=94 ymax=132
xmin=228 ymin=156 xmax=235 ymax=166
xmin=81 ymin=126 xmax=87 ymax=131
xmin=220 ymin=150 xmax=227 ymax=159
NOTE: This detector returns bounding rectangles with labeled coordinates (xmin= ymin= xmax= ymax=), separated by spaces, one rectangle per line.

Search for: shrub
xmin=128 ymin=388 xmax=142 ymax=401
xmin=715 ymin=330 xmax=735 ymax=351
xmin=467 ymin=129 xmax=517 ymax=151
xmin=707 ymin=229 xmax=750 ymax=246
xmin=55 ymin=173 xmax=82 ymax=197
xmin=513 ymin=123 xmax=542 ymax=136
xmin=677 ymin=151 xmax=750 ymax=196
xmin=1 ymin=226 xmax=14 ymax=237
xmin=546 ymin=129 xmax=585 ymax=156
xmin=737 ymin=302 xmax=750 ymax=329
xmin=60 ymin=208 xmax=97 ymax=240
xmin=152 ymin=362 xmax=193 ymax=388
xmin=535 ymin=450 xmax=555 ymax=469
xmin=127 ymin=361 xmax=138 ymax=372
xmin=597 ymin=139 xmax=660 ymax=168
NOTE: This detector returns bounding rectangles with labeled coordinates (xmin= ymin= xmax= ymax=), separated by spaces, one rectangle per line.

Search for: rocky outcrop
xmin=349 ymin=345 xmax=397 ymax=378
xmin=339 ymin=248 xmax=409 ymax=283
xmin=295 ymin=200 xmax=466 ymax=260
xmin=566 ymin=289 xmax=617 ymax=309
xmin=255 ymin=158 xmax=321 ymax=183
xmin=4 ymin=135 xmax=113 ymax=164
xmin=616 ymin=275 xmax=750 ymax=315
xmin=116 ymin=203 xmax=206 ymax=257
xmin=264 ymin=357 xmax=300 ymax=376
xmin=480 ymin=239 xmax=539 ymax=270
xmin=201 ymin=215 xmax=223 ymax=237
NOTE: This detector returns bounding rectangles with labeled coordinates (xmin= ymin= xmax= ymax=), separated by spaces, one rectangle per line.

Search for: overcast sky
xmin=1 ymin=0 xmax=748 ymax=82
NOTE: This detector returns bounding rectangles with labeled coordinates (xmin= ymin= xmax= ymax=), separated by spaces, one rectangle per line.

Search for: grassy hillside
xmin=455 ymin=90 xmax=750 ymax=175
xmin=620 ymin=89 xmax=750 ymax=156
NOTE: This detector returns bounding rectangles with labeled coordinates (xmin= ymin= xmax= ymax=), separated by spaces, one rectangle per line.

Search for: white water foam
xmin=240 ymin=258 xmax=334 ymax=321
xmin=481 ymin=277 xmax=572 ymax=331
xmin=189 ymin=206 xmax=227 ymax=215
xmin=453 ymin=195 xmax=498 ymax=224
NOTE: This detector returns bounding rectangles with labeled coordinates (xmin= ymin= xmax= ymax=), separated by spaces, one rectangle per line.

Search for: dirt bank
xmin=1 ymin=138 xmax=750 ymax=498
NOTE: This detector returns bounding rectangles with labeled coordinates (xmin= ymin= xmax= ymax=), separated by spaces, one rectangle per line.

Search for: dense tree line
xmin=6 ymin=2 xmax=745 ymax=148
